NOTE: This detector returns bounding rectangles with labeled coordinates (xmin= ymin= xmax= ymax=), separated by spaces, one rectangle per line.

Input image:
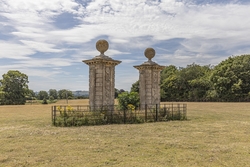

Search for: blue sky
xmin=0 ymin=0 xmax=250 ymax=92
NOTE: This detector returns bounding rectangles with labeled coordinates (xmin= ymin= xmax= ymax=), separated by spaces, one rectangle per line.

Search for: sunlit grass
xmin=0 ymin=100 xmax=250 ymax=166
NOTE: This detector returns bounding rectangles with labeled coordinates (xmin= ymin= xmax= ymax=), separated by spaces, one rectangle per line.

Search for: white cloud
xmin=2 ymin=0 xmax=250 ymax=44
xmin=0 ymin=41 xmax=34 ymax=59
xmin=0 ymin=58 xmax=76 ymax=70
xmin=1 ymin=0 xmax=82 ymax=14
xmin=1 ymin=0 xmax=250 ymax=91
xmin=106 ymin=49 xmax=130 ymax=57
xmin=20 ymin=40 xmax=62 ymax=53
xmin=17 ymin=58 xmax=76 ymax=67
xmin=119 ymin=59 xmax=138 ymax=64
xmin=22 ymin=68 xmax=62 ymax=77
xmin=48 ymin=25 xmax=101 ymax=43
xmin=11 ymin=26 xmax=48 ymax=40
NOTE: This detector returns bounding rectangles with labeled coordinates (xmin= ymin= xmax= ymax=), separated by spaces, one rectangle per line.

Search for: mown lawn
xmin=0 ymin=100 xmax=250 ymax=167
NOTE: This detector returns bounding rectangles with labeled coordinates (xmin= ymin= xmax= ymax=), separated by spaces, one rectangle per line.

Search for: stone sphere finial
xmin=96 ymin=39 xmax=109 ymax=54
xmin=144 ymin=48 xmax=155 ymax=61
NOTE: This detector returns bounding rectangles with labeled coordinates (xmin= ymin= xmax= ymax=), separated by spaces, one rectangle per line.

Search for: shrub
xmin=49 ymin=96 xmax=54 ymax=101
xmin=42 ymin=98 xmax=48 ymax=104
xmin=117 ymin=91 xmax=139 ymax=110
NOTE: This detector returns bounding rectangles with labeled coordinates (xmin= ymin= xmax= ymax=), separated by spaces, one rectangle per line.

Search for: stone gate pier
xmin=83 ymin=40 xmax=121 ymax=109
xmin=134 ymin=48 xmax=165 ymax=109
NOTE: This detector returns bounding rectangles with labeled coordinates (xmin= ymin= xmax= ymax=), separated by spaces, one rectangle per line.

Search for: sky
xmin=0 ymin=0 xmax=250 ymax=92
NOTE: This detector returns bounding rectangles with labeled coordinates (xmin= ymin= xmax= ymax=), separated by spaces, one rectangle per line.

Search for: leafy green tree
xmin=114 ymin=88 xmax=120 ymax=99
xmin=58 ymin=89 xmax=73 ymax=99
xmin=161 ymin=64 xmax=212 ymax=101
xmin=130 ymin=80 xmax=139 ymax=93
xmin=182 ymin=63 xmax=212 ymax=101
xmin=0 ymin=70 xmax=29 ymax=105
xmin=29 ymin=89 xmax=36 ymax=97
xmin=0 ymin=90 xmax=5 ymax=105
xmin=160 ymin=65 xmax=181 ymax=101
xmin=119 ymin=89 xmax=125 ymax=93
xmin=117 ymin=91 xmax=139 ymax=110
xmin=49 ymin=96 xmax=54 ymax=101
xmin=42 ymin=98 xmax=48 ymax=104
xmin=49 ymin=89 xmax=58 ymax=99
xmin=114 ymin=88 xmax=126 ymax=98
xmin=37 ymin=91 xmax=48 ymax=100
xmin=160 ymin=65 xmax=178 ymax=83
xmin=26 ymin=89 xmax=36 ymax=100
xmin=210 ymin=55 xmax=250 ymax=101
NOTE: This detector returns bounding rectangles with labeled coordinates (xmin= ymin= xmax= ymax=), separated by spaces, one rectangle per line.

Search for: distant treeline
xmin=33 ymin=89 xmax=89 ymax=101
xmin=1 ymin=54 xmax=250 ymax=105
xmin=131 ymin=54 xmax=250 ymax=102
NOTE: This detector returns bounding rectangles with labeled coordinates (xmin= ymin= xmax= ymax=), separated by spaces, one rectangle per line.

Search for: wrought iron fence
xmin=51 ymin=103 xmax=187 ymax=126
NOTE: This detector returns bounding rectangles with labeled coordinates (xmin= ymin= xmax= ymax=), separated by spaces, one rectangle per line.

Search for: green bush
xmin=42 ymin=98 xmax=48 ymax=104
xmin=117 ymin=91 xmax=139 ymax=110
xmin=49 ymin=96 xmax=54 ymax=101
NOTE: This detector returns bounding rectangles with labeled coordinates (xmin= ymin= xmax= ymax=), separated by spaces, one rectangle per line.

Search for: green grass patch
xmin=0 ymin=101 xmax=250 ymax=166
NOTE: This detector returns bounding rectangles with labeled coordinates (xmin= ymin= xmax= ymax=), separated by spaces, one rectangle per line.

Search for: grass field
xmin=0 ymin=100 xmax=250 ymax=167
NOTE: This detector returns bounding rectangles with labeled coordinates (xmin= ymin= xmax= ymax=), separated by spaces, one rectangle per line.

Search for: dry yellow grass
xmin=0 ymin=100 xmax=250 ymax=167
xmin=55 ymin=99 xmax=90 ymax=105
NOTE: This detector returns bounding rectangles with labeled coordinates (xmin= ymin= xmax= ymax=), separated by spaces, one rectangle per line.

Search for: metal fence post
xmin=155 ymin=104 xmax=158 ymax=122
xmin=51 ymin=106 xmax=53 ymax=124
xmin=124 ymin=110 xmax=126 ymax=124
xmin=52 ymin=106 xmax=56 ymax=125
xmin=163 ymin=104 xmax=166 ymax=120
xmin=178 ymin=103 xmax=180 ymax=120
xmin=184 ymin=104 xmax=187 ymax=120
xmin=172 ymin=103 xmax=174 ymax=120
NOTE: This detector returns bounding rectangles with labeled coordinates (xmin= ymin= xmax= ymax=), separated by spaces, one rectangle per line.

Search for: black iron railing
xmin=51 ymin=104 xmax=187 ymax=126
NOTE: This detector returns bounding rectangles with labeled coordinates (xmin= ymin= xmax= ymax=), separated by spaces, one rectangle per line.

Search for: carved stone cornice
xmin=134 ymin=64 xmax=165 ymax=71
xmin=83 ymin=58 xmax=121 ymax=66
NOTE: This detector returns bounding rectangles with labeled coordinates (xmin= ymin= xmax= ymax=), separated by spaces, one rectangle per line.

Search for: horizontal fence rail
xmin=51 ymin=104 xmax=187 ymax=126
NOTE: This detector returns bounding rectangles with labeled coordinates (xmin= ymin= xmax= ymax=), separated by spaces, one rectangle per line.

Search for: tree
xmin=49 ymin=89 xmax=58 ymax=99
xmin=58 ymin=89 xmax=73 ymax=99
xmin=42 ymin=98 xmax=48 ymax=104
xmin=160 ymin=65 xmax=178 ymax=84
xmin=114 ymin=88 xmax=127 ymax=98
xmin=160 ymin=55 xmax=250 ymax=102
xmin=130 ymin=80 xmax=139 ymax=93
xmin=160 ymin=65 xmax=181 ymax=101
xmin=179 ymin=63 xmax=212 ymax=101
xmin=0 ymin=90 xmax=5 ymax=105
xmin=160 ymin=64 xmax=212 ymax=101
xmin=117 ymin=91 xmax=139 ymax=110
xmin=37 ymin=91 xmax=48 ymax=100
xmin=26 ymin=89 xmax=36 ymax=100
xmin=0 ymin=70 xmax=29 ymax=105
xmin=28 ymin=89 xmax=36 ymax=98
xmin=210 ymin=55 xmax=250 ymax=101
xmin=114 ymin=88 xmax=120 ymax=99
xmin=119 ymin=89 xmax=125 ymax=93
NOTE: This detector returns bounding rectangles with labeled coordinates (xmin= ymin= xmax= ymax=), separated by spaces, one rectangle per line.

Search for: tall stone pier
xmin=134 ymin=48 xmax=165 ymax=108
xmin=83 ymin=40 xmax=121 ymax=109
